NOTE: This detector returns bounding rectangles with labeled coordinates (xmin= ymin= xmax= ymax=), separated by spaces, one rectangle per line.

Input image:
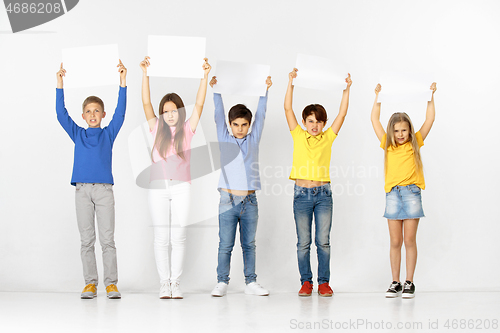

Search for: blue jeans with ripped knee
xmin=293 ymin=184 xmax=333 ymax=285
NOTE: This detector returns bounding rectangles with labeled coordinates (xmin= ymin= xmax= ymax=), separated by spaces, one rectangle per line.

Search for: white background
xmin=0 ymin=0 xmax=499 ymax=294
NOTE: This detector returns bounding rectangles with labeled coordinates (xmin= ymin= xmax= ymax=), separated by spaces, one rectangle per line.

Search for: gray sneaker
xmin=81 ymin=284 xmax=97 ymax=299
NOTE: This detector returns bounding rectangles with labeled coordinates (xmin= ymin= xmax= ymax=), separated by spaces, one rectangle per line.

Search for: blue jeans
xmin=217 ymin=190 xmax=258 ymax=284
xmin=293 ymin=184 xmax=333 ymax=285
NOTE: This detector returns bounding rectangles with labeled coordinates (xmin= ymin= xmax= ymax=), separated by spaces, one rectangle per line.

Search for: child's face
xmin=162 ymin=101 xmax=179 ymax=127
xmin=393 ymin=121 xmax=410 ymax=145
xmin=82 ymin=103 xmax=105 ymax=128
xmin=302 ymin=114 xmax=325 ymax=136
xmin=230 ymin=118 xmax=250 ymax=139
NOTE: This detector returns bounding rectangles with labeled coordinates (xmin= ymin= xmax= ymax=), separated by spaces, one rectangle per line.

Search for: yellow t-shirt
xmin=289 ymin=125 xmax=337 ymax=182
xmin=380 ymin=131 xmax=425 ymax=193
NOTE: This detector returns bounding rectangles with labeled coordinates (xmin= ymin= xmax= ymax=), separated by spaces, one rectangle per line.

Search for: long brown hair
xmin=384 ymin=112 xmax=423 ymax=175
xmin=152 ymin=93 xmax=187 ymax=161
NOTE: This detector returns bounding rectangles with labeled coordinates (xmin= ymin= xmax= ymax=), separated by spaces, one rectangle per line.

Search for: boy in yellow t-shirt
xmin=284 ymin=68 xmax=352 ymax=297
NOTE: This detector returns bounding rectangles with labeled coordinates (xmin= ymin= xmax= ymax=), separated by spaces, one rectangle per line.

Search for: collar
xmin=305 ymin=131 xmax=324 ymax=140
xmin=233 ymin=135 xmax=248 ymax=143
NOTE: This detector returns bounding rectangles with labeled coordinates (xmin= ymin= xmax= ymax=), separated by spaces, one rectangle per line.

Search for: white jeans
xmin=148 ymin=180 xmax=190 ymax=284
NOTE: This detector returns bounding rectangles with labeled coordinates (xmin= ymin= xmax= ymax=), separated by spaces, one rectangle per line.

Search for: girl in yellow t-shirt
xmin=371 ymin=82 xmax=437 ymax=299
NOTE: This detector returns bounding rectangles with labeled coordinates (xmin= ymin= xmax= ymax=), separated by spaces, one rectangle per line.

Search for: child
xmin=284 ymin=68 xmax=352 ymax=297
xmin=140 ymin=56 xmax=211 ymax=299
xmin=56 ymin=61 xmax=127 ymax=299
xmin=370 ymin=82 xmax=437 ymax=298
xmin=209 ymin=75 xmax=272 ymax=297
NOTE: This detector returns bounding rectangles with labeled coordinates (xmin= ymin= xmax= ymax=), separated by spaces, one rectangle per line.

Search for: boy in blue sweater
xmin=56 ymin=61 xmax=127 ymax=299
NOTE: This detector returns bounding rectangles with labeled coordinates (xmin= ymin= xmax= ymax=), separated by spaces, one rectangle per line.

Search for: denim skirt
xmin=384 ymin=184 xmax=425 ymax=220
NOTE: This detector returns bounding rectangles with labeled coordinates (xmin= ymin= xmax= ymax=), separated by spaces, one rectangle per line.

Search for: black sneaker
xmin=385 ymin=281 xmax=402 ymax=298
xmin=402 ymin=280 xmax=415 ymax=298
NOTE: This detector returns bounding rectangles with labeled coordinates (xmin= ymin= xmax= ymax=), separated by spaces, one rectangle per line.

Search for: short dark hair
xmin=82 ymin=96 xmax=104 ymax=112
xmin=302 ymin=104 xmax=327 ymax=123
xmin=228 ymin=104 xmax=252 ymax=124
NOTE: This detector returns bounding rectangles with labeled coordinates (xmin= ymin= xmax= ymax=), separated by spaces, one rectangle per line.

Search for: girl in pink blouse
xmin=140 ymin=56 xmax=211 ymax=299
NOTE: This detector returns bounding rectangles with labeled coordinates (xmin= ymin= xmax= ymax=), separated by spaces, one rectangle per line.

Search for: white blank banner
xmin=147 ymin=35 xmax=206 ymax=78
xmin=294 ymin=53 xmax=347 ymax=91
xmin=378 ymin=72 xmax=434 ymax=104
xmin=62 ymin=44 xmax=119 ymax=88
xmin=213 ymin=60 xmax=270 ymax=96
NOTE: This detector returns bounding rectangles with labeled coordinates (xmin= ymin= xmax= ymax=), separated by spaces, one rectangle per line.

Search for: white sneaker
xmin=211 ymin=282 xmax=228 ymax=297
xmin=159 ymin=282 xmax=171 ymax=299
xmin=171 ymin=282 xmax=183 ymax=299
xmin=245 ymin=282 xmax=269 ymax=296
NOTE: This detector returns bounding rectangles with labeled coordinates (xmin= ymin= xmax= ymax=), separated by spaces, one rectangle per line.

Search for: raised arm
xmin=419 ymin=82 xmax=437 ymax=140
xmin=107 ymin=60 xmax=128 ymax=140
xmin=210 ymin=76 xmax=230 ymax=141
xmin=140 ymin=56 xmax=157 ymax=130
xmin=330 ymin=73 xmax=352 ymax=135
xmin=55 ymin=63 xmax=79 ymax=141
xmin=56 ymin=62 xmax=65 ymax=89
xmin=118 ymin=59 xmax=127 ymax=88
xmin=250 ymin=76 xmax=272 ymax=142
xmin=371 ymin=84 xmax=385 ymax=142
xmin=189 ymin=58 xmax=211 ymax=132
xmin=284 ymin=68 xmax=299 ymax=131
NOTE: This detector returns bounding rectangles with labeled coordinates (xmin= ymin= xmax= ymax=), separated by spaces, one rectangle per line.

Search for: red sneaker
xmin=298 ymin=281 xmax=313 ymax=296
xmin=318 ymin=283 xmax=333 ymax=297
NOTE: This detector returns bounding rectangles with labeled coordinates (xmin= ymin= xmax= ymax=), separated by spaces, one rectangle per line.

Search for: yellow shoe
xmin=81 ymin=284 xmax=96 ymax=299
xmin=106 ymin=284 xmax=121 ymax=299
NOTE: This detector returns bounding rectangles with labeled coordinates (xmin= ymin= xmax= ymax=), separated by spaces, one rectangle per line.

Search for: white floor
xmin=1 ymin=291 xmax=498 ymax=333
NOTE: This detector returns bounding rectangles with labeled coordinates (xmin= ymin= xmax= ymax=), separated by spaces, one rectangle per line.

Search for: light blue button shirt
xmin=214 ymin=92 xmax=268 ymax=191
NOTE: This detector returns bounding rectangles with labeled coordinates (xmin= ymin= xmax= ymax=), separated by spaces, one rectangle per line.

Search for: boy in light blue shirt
xmin=209 ymin=75 xmax=272 ymax=297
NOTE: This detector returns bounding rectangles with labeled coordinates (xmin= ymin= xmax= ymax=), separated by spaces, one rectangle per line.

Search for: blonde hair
xmin=384 ymin=112 xmax=423 ymax=175
xmin=82 ymin=96 xmax=104 ymax=112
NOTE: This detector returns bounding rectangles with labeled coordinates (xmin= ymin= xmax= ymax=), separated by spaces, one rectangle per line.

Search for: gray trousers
xmin=75 ymin=183 xmax=118 ymax=287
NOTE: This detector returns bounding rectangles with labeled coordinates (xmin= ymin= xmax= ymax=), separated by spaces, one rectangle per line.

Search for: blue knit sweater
xmin=56 ymin=86 xmax=127 ymax=185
